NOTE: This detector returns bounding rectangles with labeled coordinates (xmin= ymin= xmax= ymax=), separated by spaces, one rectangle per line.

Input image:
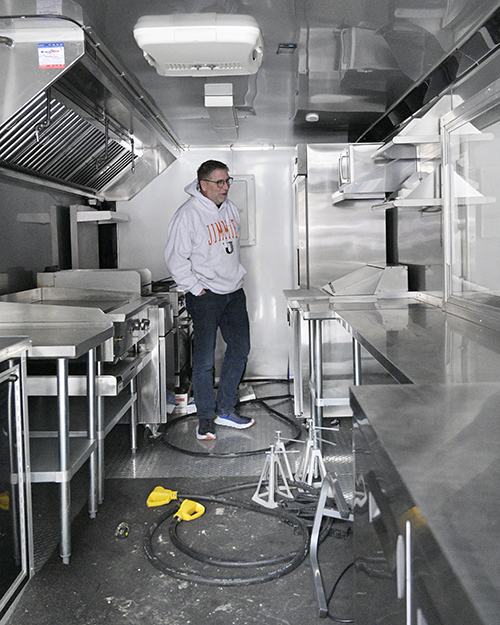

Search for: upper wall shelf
xmin=17 ymin=210 xmax=129 ymax=225
xmin=76 ymin=211 xmax=129 ymax=224
xmin=372 ymin=135 xmax=441 ymax=160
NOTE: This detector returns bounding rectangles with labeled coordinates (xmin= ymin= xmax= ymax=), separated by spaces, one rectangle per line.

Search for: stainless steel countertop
xmin=0 ymin=324 xmax=113 ymax=358
xmin=0 ymin=336 xmax=32 ymax=362
xmin=289 ymin=294 xmax=500 ymax=385
xmin=339 ymin=300 xmax=500 ymax=384
xmin=0 ymin=302 xmax=113 ymax=358
xmin=351 ymin=382 xmax=500 ymax=625
xmin=0 ymin=287 xmax=152 ymax=322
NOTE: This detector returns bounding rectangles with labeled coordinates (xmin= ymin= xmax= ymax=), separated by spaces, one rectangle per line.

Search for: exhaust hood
xmin=0 ymin=0 xmax=181 ymax=201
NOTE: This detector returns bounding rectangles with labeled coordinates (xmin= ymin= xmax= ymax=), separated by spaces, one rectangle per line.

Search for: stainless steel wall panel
xmin=305 ymin=144 xmax=387 ymax=288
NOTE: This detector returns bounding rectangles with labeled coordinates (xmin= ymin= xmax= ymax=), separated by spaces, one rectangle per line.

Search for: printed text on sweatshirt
xmin=207 ymin=218 xmax=238 ymax=245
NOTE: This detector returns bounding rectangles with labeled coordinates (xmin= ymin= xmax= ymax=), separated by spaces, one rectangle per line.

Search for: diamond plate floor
xmin=18 ymin=382 xmax=355 ymax=625
xmin=105 ymin=382 xmax=354 ymax=505
xmin=31 ymin=383 xmax=354 ymax=572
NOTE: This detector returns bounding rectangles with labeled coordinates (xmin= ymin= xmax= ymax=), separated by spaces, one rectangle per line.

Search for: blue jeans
xmin=185 ymin=288 xmax=250 ymax=420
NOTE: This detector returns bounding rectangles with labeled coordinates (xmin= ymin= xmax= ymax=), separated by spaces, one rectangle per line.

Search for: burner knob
xmin=140 ymin=318 xmax=151 ymax=331
xmin=130 ymin=319 xmax=142 ymax=331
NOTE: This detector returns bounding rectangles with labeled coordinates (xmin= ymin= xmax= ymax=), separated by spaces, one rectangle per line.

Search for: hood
xmin=184 ymin=179 xmax=231 ymax=211
xmin=0 ymin=0 xmax=181 ymax=201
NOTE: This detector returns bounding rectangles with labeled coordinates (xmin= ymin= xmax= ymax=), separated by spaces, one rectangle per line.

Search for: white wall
xmin=116 ymin=147 xmax=295 ymax=378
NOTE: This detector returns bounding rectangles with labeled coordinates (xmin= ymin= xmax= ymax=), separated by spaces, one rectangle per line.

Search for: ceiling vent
xmin=133 ymin=13 xmax=264 ymax=77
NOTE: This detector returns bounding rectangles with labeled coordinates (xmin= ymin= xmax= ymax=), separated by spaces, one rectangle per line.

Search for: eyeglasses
xmin=201 ymin=177 xmax=233 ymax=188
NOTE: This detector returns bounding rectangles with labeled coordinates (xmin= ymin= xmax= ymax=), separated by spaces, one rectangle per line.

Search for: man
xmin=164 ymin=160 xmax=254 ymax=440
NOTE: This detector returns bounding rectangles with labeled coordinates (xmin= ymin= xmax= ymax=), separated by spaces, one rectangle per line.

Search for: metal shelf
xmin=30 ymin=437 xmax=96 ymax=483
xmin=372 ymin=198 xmax=443 ymax=211
xmin=28 ymin=392 xmax=135 ymax=437
xmin=75 ymin=210 xmax=129 ymax=224
xmin=26 ymin=351 xmax=152 ymax=396
xmin=372 ymin=136 xmax=441 ymax=161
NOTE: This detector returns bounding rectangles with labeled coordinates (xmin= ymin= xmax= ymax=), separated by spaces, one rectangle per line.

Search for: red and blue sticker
xmin=38 ymin=42 xmax=65 ymax=69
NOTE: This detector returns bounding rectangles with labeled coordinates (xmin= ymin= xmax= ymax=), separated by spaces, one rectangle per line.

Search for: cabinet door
xmin=0 ymin=363 xmax=30 ymax=619
xmin=353 ymin=446 xmax=406 ymax=624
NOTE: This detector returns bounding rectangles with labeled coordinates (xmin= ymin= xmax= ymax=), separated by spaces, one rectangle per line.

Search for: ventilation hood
xmin=0 ymin=0 xmax=181 ymax=201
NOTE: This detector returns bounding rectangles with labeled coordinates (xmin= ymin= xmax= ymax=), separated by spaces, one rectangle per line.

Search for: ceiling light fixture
xmin=230 ymin=144 xmax=275 ymax=151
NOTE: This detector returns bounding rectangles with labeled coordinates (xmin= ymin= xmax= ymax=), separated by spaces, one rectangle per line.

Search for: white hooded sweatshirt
xmin=164 ymin=180 xmax=247 ymax=296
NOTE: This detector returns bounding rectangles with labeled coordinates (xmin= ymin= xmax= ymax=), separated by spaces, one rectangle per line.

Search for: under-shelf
xmin=28 ymin=392 xmax=136 ymax=437
xmin=30 ymin=437 xmax=96 ymax=483
xmin=26 ymin=351 xmax=152 ymax=396
xmin=372 ymin=198 xmax=443 ymax=211
xmin=372 ymin=136 xmax=441 ymax=161
xmin=76 ymin=210 xmax=129 ymax=224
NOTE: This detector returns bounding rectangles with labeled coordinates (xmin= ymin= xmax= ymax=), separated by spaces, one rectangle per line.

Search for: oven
xmin=151 ymin=279 xmax=193 ymax=392
xmin=136 ymin=295 xmax=176 ymax=430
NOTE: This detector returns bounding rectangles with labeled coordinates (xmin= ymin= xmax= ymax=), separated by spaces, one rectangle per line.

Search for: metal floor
xmin=28 ymin=381 xmax=354 ymax=572
xmin=105 ymin=381 xmax=354 ymax=504
xmin=9 ymin=382 xmax=355 ymax=625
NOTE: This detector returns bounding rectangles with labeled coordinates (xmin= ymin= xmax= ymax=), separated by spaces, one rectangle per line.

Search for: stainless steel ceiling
xmin=75 ymin=0 xmax=500 ymax=147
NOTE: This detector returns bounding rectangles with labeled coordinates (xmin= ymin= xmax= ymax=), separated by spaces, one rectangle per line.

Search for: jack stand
xmin=274 ymin=430 xmax=295 ymax=483
xmin=252 ymin=444 xmax=294 ymax=509
xmin=295 ymin=420 xmax=327 ymax=487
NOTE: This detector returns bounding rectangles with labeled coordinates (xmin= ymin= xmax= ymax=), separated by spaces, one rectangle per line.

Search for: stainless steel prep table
xmin=286 ymin=292 xmax=500 ymax=427
xmin=335 ymin=297 xmax=500 ymax=384
xmin=285 ymin=292 xmax=418 ymax=427
xmin=0 ymin=302 xmax=113 ymax=564
xmin=350 ymin=382 xmax=500 ymax=624
xmin=0 ymin=285 xmax=155 ymax=501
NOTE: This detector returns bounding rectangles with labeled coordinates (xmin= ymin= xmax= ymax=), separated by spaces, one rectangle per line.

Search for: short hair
xmin=197 ymin=160 xmax=229 ymax=182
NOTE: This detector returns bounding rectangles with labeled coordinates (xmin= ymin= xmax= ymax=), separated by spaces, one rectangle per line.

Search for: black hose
xmin=244 ymin=394 xmax=292 ymax=402
xmin=326 ymin=561 xmax=355 ymax=623
xmin=144 ymin=494 xmax=311 ymax=586
xmin=161 ymin=398 xmax=303 ymax=458
xmin=168 ymin=506 xmax=298 ymax=568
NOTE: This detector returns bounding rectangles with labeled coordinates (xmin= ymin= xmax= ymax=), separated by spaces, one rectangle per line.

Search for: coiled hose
xmin=144 ymin=495 xmax=309 ymax=586
xmin=161 ymin=392 xmax=303 ymax=458
xmin=144 ymin=481 xmax=336 ymax=586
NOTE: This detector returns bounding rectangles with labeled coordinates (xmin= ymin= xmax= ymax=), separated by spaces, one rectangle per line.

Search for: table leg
xmin=353 ymin=337 xmax=362 ymax=386
xmin=96 ymin=361 xmax=105 ymax=504
xmin=312 ymin=319 xmax=323 ymax=435
xmin=57 ymin=358 xmax=71 ymax=565
xmin=87 ymin=349 xmax=97 ymax=518
xmin=130 ymin=378 xmax=137 ymax=453
xmin=291 ymin=308 xmax=303 ymax=417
